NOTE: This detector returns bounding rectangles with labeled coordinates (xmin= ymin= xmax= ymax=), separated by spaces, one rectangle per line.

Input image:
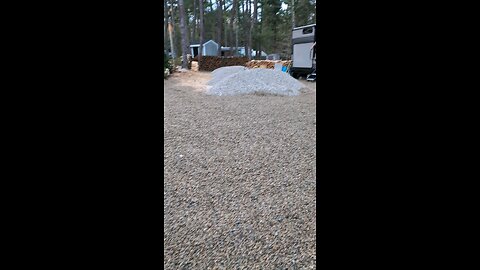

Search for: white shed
xmin=190 ymin=40 xmax=219 ymax=57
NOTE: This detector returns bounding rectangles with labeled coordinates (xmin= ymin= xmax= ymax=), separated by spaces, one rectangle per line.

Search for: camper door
xmin=293 ymin=43 xmax=314 ymax=68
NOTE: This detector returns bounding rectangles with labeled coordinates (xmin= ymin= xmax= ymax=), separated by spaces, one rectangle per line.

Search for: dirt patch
xmin=165 ymin=70 xmax=212 ymax=93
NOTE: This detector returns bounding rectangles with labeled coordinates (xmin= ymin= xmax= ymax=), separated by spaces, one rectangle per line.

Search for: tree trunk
xmin=199 ymin=0 xmax=205 ymax=66
xmin=184 ymin=3 xmax=190 ymax=57
xmin=170 ymin=0 xmax=178 ymax=66
xmin=224 ymin=21 xmax=228 ymax=50
xmin=168 ymin=2 xmax=176 ymax=66
xmin=168 ymin=21 xmax=176 ymax=65
xmin=249 ymin=0 xmax=257 ymax=60
xmin=216 ymin=0 xmax=223 ymax=56
xmin=193 ymin=0 xmax=197 ymax=41
xmin=185 ymin=8 xmax=190 ymax=57
xmin=179 ymin=0 xmax=189 ymax=69
xmin=245 ymin=0 xmax=251 ymax=59
xmin=229 ymin=0 xmax=236 ymax=56
xmin=231 ymin=0 xmax=238 ymax=56
xmin=223 ymin=0 xmax=228 ymax=52
xmin=235 ymin=20 xmax=239 ymax=56
xmin=164 ymin=1 xmax=168 ymax=49
xmin=241 ymin=0 xmax=245 ymax=56
xmin=257 ymin=16 xmax=262 ymax=60
xmin=292 ymin=0 xmax=295 ymax=28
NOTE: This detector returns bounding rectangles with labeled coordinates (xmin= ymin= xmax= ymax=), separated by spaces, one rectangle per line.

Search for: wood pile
xmin=245 ymin=60 xmax=292 ymax=69
xmin=191 ymin=61 xmax=199 ymax=71
xmin=198 ymin=56 xmax=249 ymax=71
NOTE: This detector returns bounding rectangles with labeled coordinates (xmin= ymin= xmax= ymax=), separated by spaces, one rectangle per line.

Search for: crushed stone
xmin=208 ymin=66 xmax=248 ymax=86
xmin=207 ymin=68 xmax=304 ymax=96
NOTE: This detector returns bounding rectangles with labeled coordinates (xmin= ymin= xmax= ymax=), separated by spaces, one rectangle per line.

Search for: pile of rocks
xmin=207 ymin=67 xmax=304 ymax=96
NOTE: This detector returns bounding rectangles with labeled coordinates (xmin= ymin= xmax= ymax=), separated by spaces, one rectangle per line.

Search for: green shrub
xmin=164 ymin=53 xmax=173 ymax=78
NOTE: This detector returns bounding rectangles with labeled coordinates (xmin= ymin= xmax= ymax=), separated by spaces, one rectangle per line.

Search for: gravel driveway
xmin=164 ymin=71 xmax=316 ymax=269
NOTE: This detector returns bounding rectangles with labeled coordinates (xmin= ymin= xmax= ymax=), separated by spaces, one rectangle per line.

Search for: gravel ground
xmin=164 ymin=71 xmax=316 ymax=269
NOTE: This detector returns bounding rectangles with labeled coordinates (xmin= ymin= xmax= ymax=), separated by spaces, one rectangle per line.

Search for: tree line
xmin=165 ymin=0 xmax=316 ymax=69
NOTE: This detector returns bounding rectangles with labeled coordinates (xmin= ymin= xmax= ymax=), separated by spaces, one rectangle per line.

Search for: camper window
xmin=302 ymin=27 xmax=313 ymax=34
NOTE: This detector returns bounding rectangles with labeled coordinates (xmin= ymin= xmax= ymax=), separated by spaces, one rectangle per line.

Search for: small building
xmin=190 ymin=40 xmax=219 ymax=57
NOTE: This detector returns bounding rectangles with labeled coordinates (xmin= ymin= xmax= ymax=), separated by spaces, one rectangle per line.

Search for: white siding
xmin=204 ymin=41 xmax=218 ymax=56
xmin=190 ymin=40 xmax=219 ymax=56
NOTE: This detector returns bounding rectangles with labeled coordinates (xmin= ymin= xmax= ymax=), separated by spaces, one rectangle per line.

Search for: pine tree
xmin=199 ymin=0 xmax=205 ymax=65
xmin=179 ymin=0 xmax=189 ymax=69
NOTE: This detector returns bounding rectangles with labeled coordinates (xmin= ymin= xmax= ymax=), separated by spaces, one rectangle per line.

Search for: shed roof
xmin=190 ymin=39 xmax=218 ymax=47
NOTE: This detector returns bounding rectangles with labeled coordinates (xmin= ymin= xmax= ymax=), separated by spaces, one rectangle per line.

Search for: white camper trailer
xmin=290 ymin=24 xmax=316 ymax=80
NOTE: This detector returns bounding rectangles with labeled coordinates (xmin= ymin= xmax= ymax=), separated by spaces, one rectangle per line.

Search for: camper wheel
xmin=290 ymin=71 xmax=299 ymax=79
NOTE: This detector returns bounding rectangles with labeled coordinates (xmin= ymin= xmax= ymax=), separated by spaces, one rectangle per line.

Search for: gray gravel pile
xmin=207 ymin=68 xmax=304 ymax=96
xmin=208 ymin=66 xmax=248 ymax=86
xmin=164 ymin=77 xmax=316 ymax=269
xmin=211 ymin=65 xmax=247 ymax=76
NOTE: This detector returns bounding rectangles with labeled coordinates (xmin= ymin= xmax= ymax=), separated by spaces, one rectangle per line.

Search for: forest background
xmin=164 ymin=0 xmax=316 ymax=67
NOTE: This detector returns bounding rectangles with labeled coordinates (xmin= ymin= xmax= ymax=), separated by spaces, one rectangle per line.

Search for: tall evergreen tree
xmin=179 ymin=0 xmax=189 ymax=69
xmin=199 ymin=0 xmax=205 ymax=65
